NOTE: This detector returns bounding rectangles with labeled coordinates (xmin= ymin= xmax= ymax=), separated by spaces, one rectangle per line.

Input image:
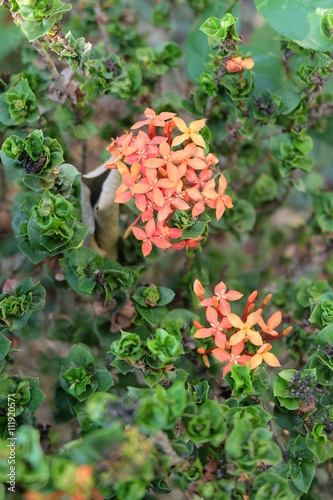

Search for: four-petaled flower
xmin=250 ymin=343 xmax=280 ymax=370
xmin=226 ymin=56 xmax=255 ymax=78
xmin=215 ymin=174 xmax=233 ymax=220
xmin=212 ymin=342 xmax=252 ymax=377
xmin=200 ymin=280 xmax=243 ymax=314
xmin=131 ymin=108 xmax=176 ymax=138
xmin=194 ymin=306 xmax=229 ymax=348
xmin=132 ymin=219 xmax=170 ymax=257
xmin=172 ymin=117 xmax=206 ymax=148
xmin=259 ymin=311 xmax=282 ymax=337
xmin=228 ymin=311 xmax=263 ymax=346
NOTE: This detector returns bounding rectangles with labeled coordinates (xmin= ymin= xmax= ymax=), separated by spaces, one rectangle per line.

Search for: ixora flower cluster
xmin=193 ymin=279 xmax=293 ymax=376
xmin=105 ymin=108 xmax=232 ymax=256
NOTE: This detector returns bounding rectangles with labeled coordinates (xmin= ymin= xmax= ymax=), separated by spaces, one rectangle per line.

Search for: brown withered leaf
xmin=45 ymin=256 xmax=66 ymax=281
xmin=47 ymin=68 xmax=85 ymax=104
xmin=3 ymin=279 xmax=19 ymax=293
xmin=299 ymin=400 xmax=316 ymax=413
xmin=81 ymin=164 xmax=121 ymax=260
xmin=111 ymin=301 xmax=136 ymax=333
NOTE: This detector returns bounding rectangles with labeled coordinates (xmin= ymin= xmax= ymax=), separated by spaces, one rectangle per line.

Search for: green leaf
xmin=143 ymin=369 xmax=164 ymax=387
xmin=305 ymin=424 xmax=333 ymax=463
xmin=316 ymin=324 xmax=333 ymax=346
xmin=314 ymin=192 xmax=333 ymax=233
xmin=288 ymin=435 xmax=315 ymax=493
xmin=0 ymin=78 xmax=39 ymax=126
xmin=110 ymin=358 xmax=136 ymax=375
xmin=321 ymin=10 xmax=333 ymax=40
xmin=0 ymin=334 xmax=11 ymax=361
xmin=199 ymin=17 xmax=221 ymax=36
xmin=146 ymin=327 xmax=184 ymax=365
xmin=252 ymin=471 xmax=298 ymax=499
xmin=128 ymin=65 xmax=142 ymax=92
xmin=136 ymin=304 xmax=169 ymax=325
xmin=19 ymin=1 xmax=72 ymax=42
xmin=251 ymin=366 xmax=271 ymax=395
xmin=225 ymin=363 xmax=253 ymax=398
xmin=109 ymin=331 xmax=143 ymax=363
xmin=253 ymin=0 xmax=333 ymax=52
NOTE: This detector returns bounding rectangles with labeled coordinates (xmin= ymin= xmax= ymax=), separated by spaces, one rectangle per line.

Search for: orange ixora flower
xmin=226 ymin=56 xmax=254 ymax=78
xmin=212 ymin=342 xmax=252 ymax=377
xmin=250 ymin=343 xmax=280 ymax=370
xmin=106 ymin=108 xmax=232 ymax=257
xmin=228 ymin=311 xmax=263 ymax=346
xmin=192 ymin=277 xmax=290 ymax=378
xmin=258 ymin=311 xmax=282 ymax=337
xmin=171 ymin=117 xmax=206 ymax=148
xmin=131 ymin=107 xmax=176 ymax=139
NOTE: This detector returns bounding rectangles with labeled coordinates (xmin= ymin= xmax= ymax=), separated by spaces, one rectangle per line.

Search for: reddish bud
xmin=247 ymin=303 xmax=255 ymax=315
xmin=203 ymin=354 xmax=210 ymax=368
xmin=261 ymin=293 xmax=272 ymax=308
xmin=193 ymin=279 xmax=205 ymax=298
xmin=282 ymin=326 xmax=293 ymax=337
xmin=248 ymin=290 xmax=258 ymax=304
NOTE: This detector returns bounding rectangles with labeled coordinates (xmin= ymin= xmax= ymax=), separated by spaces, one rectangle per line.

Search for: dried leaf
xmin=81 ymin=162 xmax=120 ymax=259
xmin=3 ymin=279 xmax=18 ymax=293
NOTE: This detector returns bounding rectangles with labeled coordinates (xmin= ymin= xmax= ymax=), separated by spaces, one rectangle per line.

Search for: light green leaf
xmin=254 ymin=0 xmax=333 ymax=52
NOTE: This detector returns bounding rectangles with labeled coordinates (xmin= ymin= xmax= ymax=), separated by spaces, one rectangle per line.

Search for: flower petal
xmin=232 ymin=341 xmax=244 ymax=357
xmin=200 ymin=298 xmax=214 ymax=307
xmin=215 ymin=330 xmax=227 ymax=348
xmin=171 ymin=134 xmax=188 ymax=147
xmin=187 ymin=188 xmax=202 ymax=201
xmin=250 ymin=354 xmax=262 ymax=370
xmin=267 ymin=311 xmax=282 ymax=329
xmin=262 ymin=352 xmax=281 ymax=367
xmin=212 ymin=348 xmax=231 ymax=363
xmin=194 ymin=327 xmax=214 ymax=339
xmin=142 ymin=240 xmax=152 ymax=256
xmin=145 ymin=218 xmax=156 ymax=238
xmin=135 ymin=194 xmax=147 ymax=212
xmin=227 ymin=313 xmax=244 ymax=329
xmin=115 ymin=190 xmax=133 ymax=204
xmin=152 ymin=187 xmax=165 ymax=208
xmin=229 ymin=330 xmax=245 ymax=345
xmin=131 ymin=119 xmax=149 ymax=129
xmin=216 ymin=199 xmax=225 ymax=221
xmin=190 ymin=133 xmax=206 ymax=148
xmin=189 ymin=118 xmax=206 ymax=133
xmin=151 ymin=237 xmax=171 ymax=250
xmin=218 ymin=174 xmax=227 ymax=195
xmin=206 ymin=306 xmax=218 ymax=326
xmin=247 ymin=310 xmax=262 ymax=328
xmin=172 ymin=117 xmax=188 ymax=133
xmin=247 ymin=330 xmax=263 ymax=346
xmin=132 ymin=227 xmax=147 ymax=241
xmin=187 ymin=158 xmax=207 ymax=170
xmin=222 ymin=362 xmax=232 ymax=377
xmin=144 ymin=158 xmax=166 ymax=169
xmin=157 ymin=203 xmax=171 ymax=222
xmin=192 ymin=201 xmax=205 ymax=217
xmin=132 ymin=182 xmax=151 ymax=194
xmin=224 ymin=290 xmax=243 ymax=301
